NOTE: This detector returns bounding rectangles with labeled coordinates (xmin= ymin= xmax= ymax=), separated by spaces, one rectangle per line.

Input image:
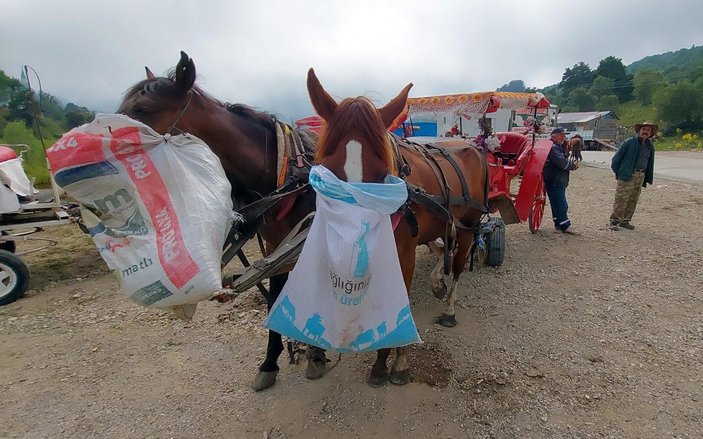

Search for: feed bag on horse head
xmin=264 ymin=165 xmax=421 ymax=352
xmin=47 ymin=114 xmax=234 ymax=319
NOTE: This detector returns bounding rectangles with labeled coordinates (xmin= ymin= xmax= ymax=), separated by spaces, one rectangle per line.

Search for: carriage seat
xmin=491 ymin=132 xmax=529 ymax=165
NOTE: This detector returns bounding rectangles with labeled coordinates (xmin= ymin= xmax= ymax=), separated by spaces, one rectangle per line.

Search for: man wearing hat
xmin=543 ymin=127 xmax=580 ymax=234
xmin=609 ymin=122 xmax=657 ymax=230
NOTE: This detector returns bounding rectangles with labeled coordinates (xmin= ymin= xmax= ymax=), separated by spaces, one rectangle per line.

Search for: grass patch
xmin=0 ymin=120 xmax=54 ymax=187
xmin=655 ymin=132 xmax=703 ymax=151
xmin=616 ymin=102 xmax=657 ymax=128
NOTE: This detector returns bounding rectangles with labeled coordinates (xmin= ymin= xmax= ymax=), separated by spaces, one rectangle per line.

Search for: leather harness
xmin=222 ymin=126 xmax=490 ymax=294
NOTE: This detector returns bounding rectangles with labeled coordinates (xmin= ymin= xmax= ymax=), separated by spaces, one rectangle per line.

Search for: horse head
xmin=118 ymin=51 xmax=197 ymax=135
xmin=118 ymin=52 xmax=290 ymax=205
xmin=306 ymin=68 xmax=412 ymax=183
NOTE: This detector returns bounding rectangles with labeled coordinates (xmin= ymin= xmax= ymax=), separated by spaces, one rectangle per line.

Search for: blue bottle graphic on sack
xmin=350 ymin=220 xmax=370 ymax=278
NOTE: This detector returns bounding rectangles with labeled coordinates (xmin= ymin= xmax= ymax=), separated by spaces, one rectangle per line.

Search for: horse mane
xmin=119 ymin=70 xmax=278 ymax=133
xmin=314 ymin=97 xmax=395 ymax=173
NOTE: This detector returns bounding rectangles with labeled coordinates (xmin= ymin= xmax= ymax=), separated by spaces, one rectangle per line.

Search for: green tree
xmin=497 ymin=80 xmax=526 ymax=92
xmin=40 ymin=92 xmax=65 ymax=122
xmin=560 ymin=62 xmax=596 ymax=95
xmin=0 ymin=69 xmax=22 ymax=103
xmin=591 ymin=75 xmax=616 ymax=97
xmin=65 ymin=111 xmax=87 ymax=128
xmin=597 ymin=94 xmax=619 ymax=109
xmin=633 ymin=69 xmax=665 ymax=105
xmin=596 ymin=56 xmax=633 ymax=102
xmin=654 ymin=81 xmax=702 ymax=126
xmin=7 ymin=89 xmax=35 ymax=126
xmin=569 ymin=87 xmax=597 ymax=111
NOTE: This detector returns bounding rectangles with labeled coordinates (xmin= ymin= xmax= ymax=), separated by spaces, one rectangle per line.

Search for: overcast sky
xmin=2 ymin=0 xmax=702 ymax=121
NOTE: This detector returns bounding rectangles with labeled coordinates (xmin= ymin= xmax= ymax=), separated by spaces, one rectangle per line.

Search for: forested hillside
xmin=0 ymin=68 xmax=94 ymax=185
xmin=497 ymin=45 xmax=703 ymax=149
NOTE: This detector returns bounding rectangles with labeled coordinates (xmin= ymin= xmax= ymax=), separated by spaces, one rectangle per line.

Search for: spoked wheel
xmin=0 ymin=249 xmax=30 ymax=306
xmin=528 ymin=177 xmax=546 ymax=234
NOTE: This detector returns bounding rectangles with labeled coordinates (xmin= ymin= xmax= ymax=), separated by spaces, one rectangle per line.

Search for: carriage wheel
xmin=485 ymin=218 xmax=505 ymax=267
xmin=0 ymin=231 xmax=16 ymax=253
xmin=0 ymin=249 xmax=30 ymax=306
xmin=528 ymin=177 xmax=546 ymax=234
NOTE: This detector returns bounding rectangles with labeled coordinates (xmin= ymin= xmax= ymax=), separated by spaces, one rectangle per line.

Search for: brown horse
xmin=118 ymin=52 xmax=487 ymax=389
xmin=307 ymin=69 xmax=488 ymax=386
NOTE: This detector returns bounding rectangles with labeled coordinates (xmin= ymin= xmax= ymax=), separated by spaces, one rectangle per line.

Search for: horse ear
xmin=378 ymin=83 xmax=413 ymax=129
xmin=307 ymin=68 xmax=338 ymax=121
xmin=145 ymin=67 xmax=156 ymax=80
xmin=175 ymin=51 xmax=196 ymax=92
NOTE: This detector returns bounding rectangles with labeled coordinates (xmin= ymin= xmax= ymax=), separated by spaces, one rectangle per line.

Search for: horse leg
xmin=390 ymin=346 xmax=411 ymax=385
xmin=428 ymin=241 xmax=448 ymax=299
xmin=388 ymin=226 xmax=418 ymax=386
xmin=304 ymin=345 xmax=329 ymax=380
xmin=369 ymin=348 xmax=392 ymax=387
xmin=437 ymin=231 xmax=473 ymax=327
xmin=252 ymin=273 xmax=287 ymax=391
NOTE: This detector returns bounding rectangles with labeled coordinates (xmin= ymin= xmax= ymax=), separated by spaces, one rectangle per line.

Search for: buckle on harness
xmin=295 ymin=154 xmax=305 ymax=168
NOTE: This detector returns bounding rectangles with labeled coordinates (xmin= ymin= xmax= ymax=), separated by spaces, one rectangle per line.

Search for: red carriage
xmin=295 ymin=92 xmax=554 ymax=267
xmin=400 ymin=91 xmax=554 ymax=234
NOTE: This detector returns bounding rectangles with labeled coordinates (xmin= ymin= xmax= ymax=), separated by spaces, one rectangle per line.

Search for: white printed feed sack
xmin=265 ymin=165 xmax=421 ymax=352
xmin=47 ymin=114 xmax=233 ymax=315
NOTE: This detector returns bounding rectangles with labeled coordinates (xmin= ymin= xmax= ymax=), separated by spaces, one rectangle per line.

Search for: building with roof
xmin=556 ymin=111 xmax=619 ymax=149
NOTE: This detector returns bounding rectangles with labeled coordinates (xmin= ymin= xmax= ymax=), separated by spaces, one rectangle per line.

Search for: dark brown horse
xmin=118 ymin=52 xmax=488 ymax=389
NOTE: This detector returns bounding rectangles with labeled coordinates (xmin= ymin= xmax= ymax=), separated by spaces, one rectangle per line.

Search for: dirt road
xmin=1 ymin=164 xmax=701 ymax=438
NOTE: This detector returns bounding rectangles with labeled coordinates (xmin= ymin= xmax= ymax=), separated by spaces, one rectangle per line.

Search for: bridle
xmin=165 ymin=91 xmax=194 ymax=135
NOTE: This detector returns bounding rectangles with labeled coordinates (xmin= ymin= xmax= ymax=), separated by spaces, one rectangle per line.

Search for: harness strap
xmin=276 ymin=121 xmax=314 ymax=187
xmin=424 ymin=143 xmax=471 ymax=203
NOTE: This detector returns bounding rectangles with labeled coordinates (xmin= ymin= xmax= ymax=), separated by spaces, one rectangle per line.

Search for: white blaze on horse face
xmin=344 ymin=139 xmax=364 ymax=182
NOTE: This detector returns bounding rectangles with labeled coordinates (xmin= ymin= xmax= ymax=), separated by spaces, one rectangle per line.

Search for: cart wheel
xmin=485 ymin=218 xmax=505 ymax=267
xmin=528 ymin=177 xmax=546 ymax=234
xmin=0 ymin=249 xmax=30 ymax=306
xmin=0 ymin=231 xmax=16 ymax=253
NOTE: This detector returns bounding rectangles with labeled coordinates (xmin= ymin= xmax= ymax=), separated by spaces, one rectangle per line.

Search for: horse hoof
xmin=434 ymin=313 xmax=457 ymax=327
xmin=251 ymin=371 xmax=278 ymax=392
xmin=305 ymin=359 xmax=328 ymax=380
xmin=368 ymin=372 xmax=389 ymax=388
xmin=433 ymin=284 xmax=447 ymax=300
xmin=389 ymin=369 xmax=411 ymax=385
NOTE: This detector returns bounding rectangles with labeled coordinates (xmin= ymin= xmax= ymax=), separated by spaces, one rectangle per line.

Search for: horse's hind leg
xmin=436 ymin=231 xmax=473 ymax=327
xmin=390 ymin=346 xmax=411 ymax=385
xmin=428 ymin=241 xmax=449 ymax=299
xmin=252 ymin=273 xmax=287 ymax=391
xmin=369 ymin=348 xmax=392 ymax=387
xmin=305 ymin=345 xmax=329 ymax=380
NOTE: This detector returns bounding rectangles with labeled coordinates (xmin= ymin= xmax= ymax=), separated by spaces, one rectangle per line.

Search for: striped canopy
xmin=406 ymin=91 xmax=550 ymax=116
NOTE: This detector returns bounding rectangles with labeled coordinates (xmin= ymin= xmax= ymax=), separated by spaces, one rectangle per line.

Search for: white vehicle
xmin=0 ymin=143 xmax=77 ymax=305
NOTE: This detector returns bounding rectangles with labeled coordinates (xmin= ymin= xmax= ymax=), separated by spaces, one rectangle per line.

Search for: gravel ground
xmin=1 ymin=163 xmax=701 ymax=439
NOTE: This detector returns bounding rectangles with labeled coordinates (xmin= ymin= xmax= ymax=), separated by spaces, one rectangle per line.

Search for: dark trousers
xmin=547 ymin=185 xmax=571 ymax=231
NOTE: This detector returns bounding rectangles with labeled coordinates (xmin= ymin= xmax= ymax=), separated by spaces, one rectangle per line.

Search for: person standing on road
xmin=543 ymin=127 xmax=580 ymax=234
xmin=609 ymin=122 xmax=657 ymax=231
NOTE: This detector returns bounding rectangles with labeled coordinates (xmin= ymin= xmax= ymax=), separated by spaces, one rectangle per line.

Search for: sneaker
xmin=609 ymin=223 xmax=619 ymax=231
xmin=620 ymin=223 xmax=635 ymax=230
xmin=563 ymin=226 xmax=581 ymax=235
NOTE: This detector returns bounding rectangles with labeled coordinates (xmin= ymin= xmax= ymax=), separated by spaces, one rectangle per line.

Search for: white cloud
xmin=1 ymin=0 xmax=702 ymax=119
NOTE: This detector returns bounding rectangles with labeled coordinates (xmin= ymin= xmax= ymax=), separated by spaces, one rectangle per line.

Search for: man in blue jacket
xmin=543 ymin=127 xmax=580 ymax=234
xmin=609 ymin=122 xmax=657 ymax=230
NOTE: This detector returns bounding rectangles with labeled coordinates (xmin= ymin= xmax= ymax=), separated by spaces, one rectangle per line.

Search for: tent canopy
xmin=406 ymin=91 xmax=550 ymax=116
